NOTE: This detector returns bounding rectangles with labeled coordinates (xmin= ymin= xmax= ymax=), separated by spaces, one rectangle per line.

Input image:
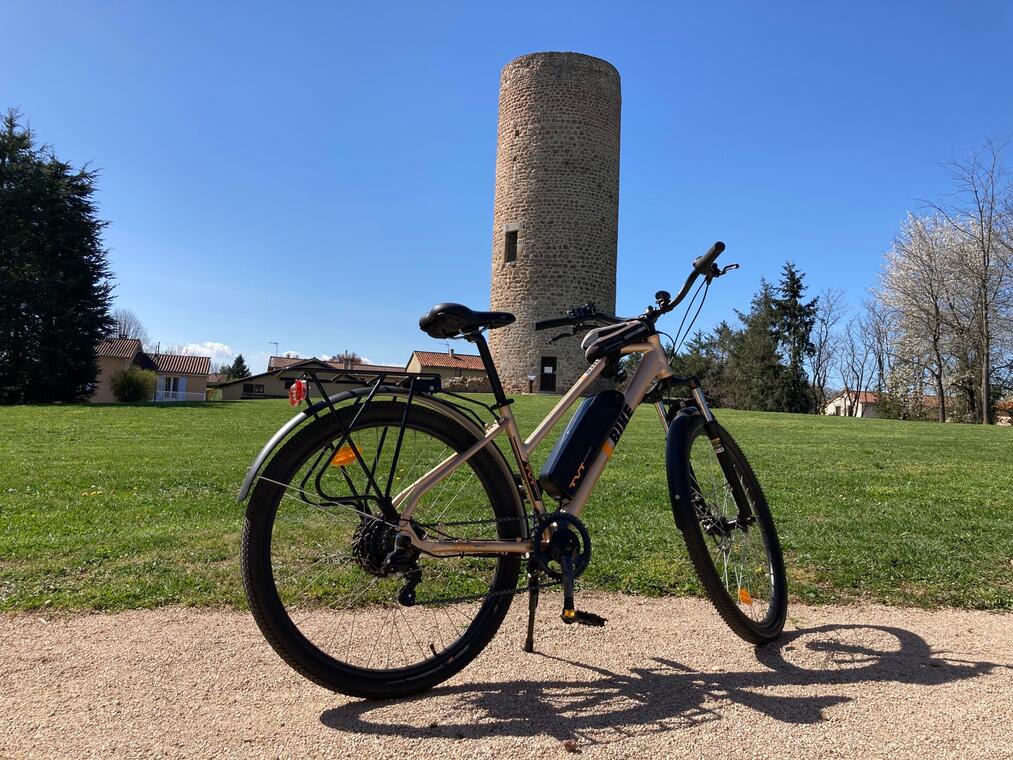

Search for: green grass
xmin=1 ymin=396 xmax=1011 ymax=612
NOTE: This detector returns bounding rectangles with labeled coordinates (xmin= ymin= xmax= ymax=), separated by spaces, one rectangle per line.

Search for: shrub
xmin=109 ymin=367 xmax=157 ymax=402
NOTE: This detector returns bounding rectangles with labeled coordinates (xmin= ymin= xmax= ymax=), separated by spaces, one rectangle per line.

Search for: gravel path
xmin=3 ymin=594 xmax=1011 ymax=759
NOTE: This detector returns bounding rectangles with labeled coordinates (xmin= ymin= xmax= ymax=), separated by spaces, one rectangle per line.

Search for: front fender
xmin=664 ymin=406 xmax=703 ymax=532
xmin=236 ymin=387 xmax=509 ymax=503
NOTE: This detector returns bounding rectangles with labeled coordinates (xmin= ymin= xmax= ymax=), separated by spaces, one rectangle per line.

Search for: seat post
xmin=468 ymin=333 xmax=511 ymax=409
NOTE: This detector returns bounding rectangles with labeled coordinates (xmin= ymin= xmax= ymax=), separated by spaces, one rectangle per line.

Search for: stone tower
xmin=488 ymin=52 xmax=621 ymax=394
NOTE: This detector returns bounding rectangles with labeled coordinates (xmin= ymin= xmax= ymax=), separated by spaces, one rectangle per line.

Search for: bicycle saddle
xmin=419 ymin=303 xmax=515 ymax=339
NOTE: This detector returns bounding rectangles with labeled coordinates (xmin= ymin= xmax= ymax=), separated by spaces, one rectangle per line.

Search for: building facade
xmin=487 ymin=52 xmax=622 ymax=393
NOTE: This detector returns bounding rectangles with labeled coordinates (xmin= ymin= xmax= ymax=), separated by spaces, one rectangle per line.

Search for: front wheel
xmin=667 ymin=411 xmax=787 ymax=643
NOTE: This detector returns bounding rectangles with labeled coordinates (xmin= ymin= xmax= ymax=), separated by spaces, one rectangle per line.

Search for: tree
xmin=725 ymin=280 xmax=786 ymax=411
xmin=924 ymin=138 xmax=1013 ymax=423
xmin=228 ymin=354 xmax=250 ymax=379
xmin=837 ymin=313 xmax=874 ymax=417
xmin=878 ymin=215 xmax=953 ymax=421
xmin=773 ymin=262 xmax=817 ymax=413
xmin=0 ymin=110 xmax=113 ymax=403
xmin=807 ymin=288 xmax=846 ymax=413
xmin=110 ymin=308 xmax=149 ymax=346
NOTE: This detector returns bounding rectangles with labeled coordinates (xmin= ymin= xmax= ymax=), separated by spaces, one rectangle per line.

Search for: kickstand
xmin=523 ymin=564 xmax=540 ymax=653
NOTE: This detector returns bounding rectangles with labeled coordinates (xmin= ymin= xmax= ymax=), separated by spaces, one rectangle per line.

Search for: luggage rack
xmin=278 ymin=365 xmax=500 ymax=437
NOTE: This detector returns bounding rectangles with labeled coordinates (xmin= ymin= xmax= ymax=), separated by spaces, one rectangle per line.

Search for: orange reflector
xmin=738 ymin=588 xmax=754 ymax=605
xmin=330 ymin=445 xmax=360 ymax=467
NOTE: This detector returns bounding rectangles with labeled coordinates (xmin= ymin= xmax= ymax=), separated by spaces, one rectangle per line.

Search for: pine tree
xmin=229 ymin=354 xmax=251 ymax=379
xmin=726 ymin=280 xmax=786 ymax=411
xmin=0 ymin=110 xmax=113 ymax=403
xmin=773 ymin=262 xmax=818 ymax=413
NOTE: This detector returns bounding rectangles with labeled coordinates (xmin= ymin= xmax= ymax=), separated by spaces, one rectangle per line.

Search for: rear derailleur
xmin=525 ymin=511 xmax=605 ymax=652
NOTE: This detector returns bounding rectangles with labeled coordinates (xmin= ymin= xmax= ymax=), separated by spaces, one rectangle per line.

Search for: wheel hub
xmin=351 ymin=518 xmax=399 ymax=577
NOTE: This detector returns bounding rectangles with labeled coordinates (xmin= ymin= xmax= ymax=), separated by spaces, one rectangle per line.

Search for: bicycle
xmin=239 ymin=242 xmax=788 ymax=699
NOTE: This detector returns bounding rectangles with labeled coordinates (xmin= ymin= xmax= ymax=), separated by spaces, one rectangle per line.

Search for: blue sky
xmin=5 ymin=1 xmax=1012 ymax=372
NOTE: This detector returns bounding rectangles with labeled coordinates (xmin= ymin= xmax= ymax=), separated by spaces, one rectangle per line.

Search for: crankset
xmin=531 ymin=512 xmax=606 ymax=628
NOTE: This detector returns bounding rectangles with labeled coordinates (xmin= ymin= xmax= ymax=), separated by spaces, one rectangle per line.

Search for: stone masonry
xmin=488 ymin=52 xmax=621 ymax=393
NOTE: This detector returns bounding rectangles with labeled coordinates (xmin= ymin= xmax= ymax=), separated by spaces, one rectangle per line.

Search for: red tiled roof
xmin=410 ymin=351 xmax=486 ymax=371
xmin=146 ymin=353 xmax=211 ymax=375
xmin=96 ymin=338 xmax=142 ymax=359
xmin=268 ymin=355 xmax=302 ymax=371
xmin=269 ymin=356 xmax=405 ymax=374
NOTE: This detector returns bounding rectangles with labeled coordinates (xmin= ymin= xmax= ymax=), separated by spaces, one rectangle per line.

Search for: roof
xmin=409 ymin=351 xmax=486 ymax=371
xmin=268 ymin=355 xmax=304 ymax=371
xmin=142 ymin=353 xmax=211 ymax=375
xmin=267 ymin=356 xmax=405 ymax=374
xmin=96 ymin=338 xmax=142 ymax=359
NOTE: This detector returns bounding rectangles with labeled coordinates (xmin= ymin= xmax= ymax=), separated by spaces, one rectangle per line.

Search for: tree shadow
xmin=319 ymin=623 xmax=1008 ymax=748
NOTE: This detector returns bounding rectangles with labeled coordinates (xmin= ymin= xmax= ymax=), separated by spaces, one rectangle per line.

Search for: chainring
xmin=532 ymin=512 xmax=592 ymax=581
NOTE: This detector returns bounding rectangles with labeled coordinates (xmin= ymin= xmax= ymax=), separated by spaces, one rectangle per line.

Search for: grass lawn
xmin=1 ymin=396 xmax=1011 ymax=612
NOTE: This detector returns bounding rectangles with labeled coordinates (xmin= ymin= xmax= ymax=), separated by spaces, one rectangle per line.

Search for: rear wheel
xmin=242 ymin=400 xmax=523 ymax=699
xmin=667 ymin=412 xmax=787 ymax=643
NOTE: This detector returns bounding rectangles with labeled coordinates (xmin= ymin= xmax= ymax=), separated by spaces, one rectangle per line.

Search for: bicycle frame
xmin=394 ymin=332 xmax=713 ymax=557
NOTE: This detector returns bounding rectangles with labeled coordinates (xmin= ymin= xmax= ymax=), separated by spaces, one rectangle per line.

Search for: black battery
xmin=538 ymin=390 xmax=627 ymax=501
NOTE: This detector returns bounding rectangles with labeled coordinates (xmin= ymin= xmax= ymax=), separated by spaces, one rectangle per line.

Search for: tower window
xmin=504 ymin=229 xmax=518 ymax=263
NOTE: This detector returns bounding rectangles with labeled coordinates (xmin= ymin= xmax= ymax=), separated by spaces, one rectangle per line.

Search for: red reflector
xmin=288 ymin=379 xmax=306 ymax=406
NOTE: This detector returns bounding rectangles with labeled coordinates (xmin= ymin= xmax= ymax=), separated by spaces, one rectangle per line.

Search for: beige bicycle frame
xmin=392 ymin=332 xmax=678 ymax=556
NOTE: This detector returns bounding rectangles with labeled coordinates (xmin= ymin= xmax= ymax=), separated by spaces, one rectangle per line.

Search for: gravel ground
xmin=3 ymin=594 xmax=1011 ymax=759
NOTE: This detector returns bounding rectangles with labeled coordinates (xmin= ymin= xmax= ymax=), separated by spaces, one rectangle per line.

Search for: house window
xmin=504 ymin=229 xmax=518 ymax=263
xmin=243 ymin=383 xmax=265 ymax=395
xmin=163 ymin=376 xmax=179 ymax=394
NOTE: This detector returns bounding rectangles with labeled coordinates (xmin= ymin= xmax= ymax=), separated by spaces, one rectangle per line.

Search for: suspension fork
xmin=688 ymin=379 xmax=754 ymax=526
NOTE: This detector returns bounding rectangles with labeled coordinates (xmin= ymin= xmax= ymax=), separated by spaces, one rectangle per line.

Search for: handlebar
xmin=534 ymin=315 xmax=578 ymax=331
xmin=534 ymin=240 xmax=729 ymax=333
xmin=693 ymin=241 xmax=725 ymax=275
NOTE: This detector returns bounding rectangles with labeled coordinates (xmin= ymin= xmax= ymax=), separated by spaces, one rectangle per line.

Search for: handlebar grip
xmin=692 ymin=241 xmax=726 ymax=274
xmin=535 ymin=316 xmax=576 ymax=331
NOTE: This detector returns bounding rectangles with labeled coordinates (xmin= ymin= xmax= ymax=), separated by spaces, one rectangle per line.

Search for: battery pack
xmin=538 ymin=390 xmax=626 ymax=501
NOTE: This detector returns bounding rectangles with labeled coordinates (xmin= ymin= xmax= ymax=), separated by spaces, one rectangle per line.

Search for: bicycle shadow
xmin=319 ymin=623 xmax=1008 ymax=748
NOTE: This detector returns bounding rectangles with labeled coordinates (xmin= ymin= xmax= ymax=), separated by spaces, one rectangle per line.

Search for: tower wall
xmin=488 ymin=52 xmax=621 ymax=393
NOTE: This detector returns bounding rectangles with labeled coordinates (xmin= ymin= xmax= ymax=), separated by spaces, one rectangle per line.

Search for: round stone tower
xmin=488 ymin=52 xmax=621 ymax=394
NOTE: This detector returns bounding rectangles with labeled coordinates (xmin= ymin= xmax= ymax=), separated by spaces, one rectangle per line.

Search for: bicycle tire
xmin=666 ymin=410 xmax=787 ymax=644
xmin=242 ymin=400 xmax=523 ymax=699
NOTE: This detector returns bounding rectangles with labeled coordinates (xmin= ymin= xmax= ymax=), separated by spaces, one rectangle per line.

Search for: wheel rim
xmin=261 ymin=417 xmax=514 ymax=673
xmin=688 ymin=429 xmax=777 ymax=626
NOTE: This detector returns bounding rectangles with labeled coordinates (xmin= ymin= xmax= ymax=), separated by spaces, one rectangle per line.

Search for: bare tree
xmin=924 ymin=138 xmax=1013 ymax=423
xmin=110 ymin=308 xmax=150 ymax=347
xmin=837 ymin=315 xmax=873 ymax=417
xmin=807 ymin=288 xmax=846 ymax=413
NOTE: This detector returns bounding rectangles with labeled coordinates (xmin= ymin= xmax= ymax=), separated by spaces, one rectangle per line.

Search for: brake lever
xmin=719 ymin=263 xmax=740 ymax=276
xmin=548 ymin=323 xmax=583 ymax=344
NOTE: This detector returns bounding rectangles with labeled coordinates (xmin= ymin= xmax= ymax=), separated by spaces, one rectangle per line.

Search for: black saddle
xmin=419 ymin=303 xmax=515 ymax=339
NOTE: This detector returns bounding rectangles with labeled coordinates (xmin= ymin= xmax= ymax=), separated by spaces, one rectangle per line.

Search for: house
xmin=213 ymin=356 xmax=408 ymax=400
xmin=823 ymin=391 xmax=880 ymax=418
xmin=405 ymin=350 xmax=487 ymax=383
xmin=824 ymin=391 xmax=958 ymax=420
xmin=93 ymin=338 xmax=210 ymax=402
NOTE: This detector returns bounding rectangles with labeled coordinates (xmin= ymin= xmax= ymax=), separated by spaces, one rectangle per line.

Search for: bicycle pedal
xmin=560 ymin=609 xmax=607 ymax=627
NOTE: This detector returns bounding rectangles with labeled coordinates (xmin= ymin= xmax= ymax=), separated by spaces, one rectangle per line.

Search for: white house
xmin=823 ymin=391 xmax=879 ymax=418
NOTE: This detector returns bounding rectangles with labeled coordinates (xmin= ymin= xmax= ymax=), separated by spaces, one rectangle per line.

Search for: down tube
xmin=562 ymin=339 xmax=671 ymax=518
